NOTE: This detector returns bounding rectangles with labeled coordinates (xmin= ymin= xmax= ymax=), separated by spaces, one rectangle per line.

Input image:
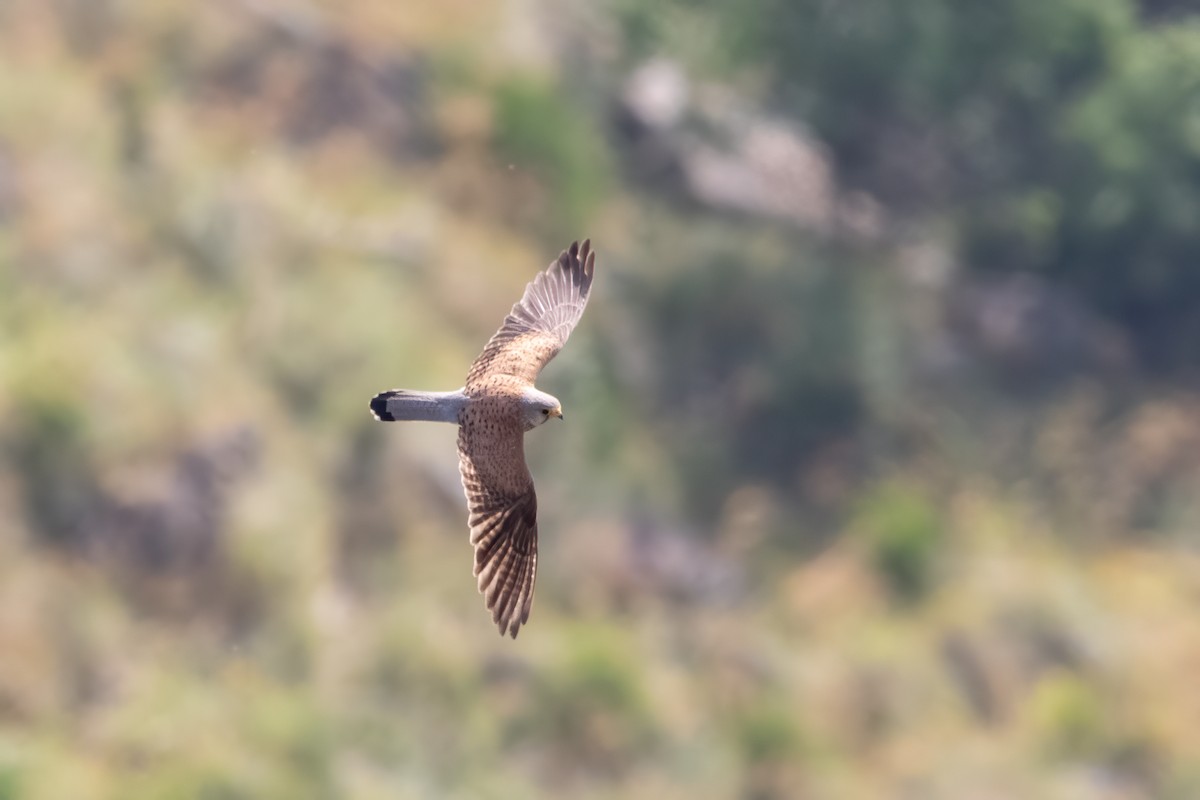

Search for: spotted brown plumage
xmin=369 ymin=240 xmax=596 ymax=637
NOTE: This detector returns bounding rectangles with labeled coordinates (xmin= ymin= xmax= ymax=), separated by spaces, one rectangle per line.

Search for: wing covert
xmin=466 ymin=239 xmax=596 ymax=388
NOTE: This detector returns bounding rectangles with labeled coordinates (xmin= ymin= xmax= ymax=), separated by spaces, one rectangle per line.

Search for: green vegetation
xmin=0 ymin=0 xmax=1199 ymax=798
xmin=852 ymin=483 xmax=942 ymax=602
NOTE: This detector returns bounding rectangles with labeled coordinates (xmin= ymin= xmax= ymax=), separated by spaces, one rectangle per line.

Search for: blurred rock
xmin=1138 ymin=0 xmax=1193 ymax=22
xmin=940 ymin=630 xmax=1001 ymax=724
xmin=51 ymin=0 xmax=118 ymax=56
xmin=203 ymin=4 xmax=435 ymax=160
xmin=941 ymin=272 xmax=1131 ymax=382
xmin=0 ymin=143 xmax=21 ymax=225
xmin=626 ymin=517 xmax=743 ymax=606
xmin=284 ymin=40 xmax=431 ymax=158
xmin=88 ymin=425 xmax=260 ymax=574
xmin=615 ymin=58 xmax=884 ymax=237
xmin=998 ymin=608 xmax=1088 ymax=682
xmin=681 ymin=118 xmax=835 ymax=231
xmin=564 ymin=516 xmax=743 ymax=614
xmin=622 ymin=58 xmax=689 ymax=131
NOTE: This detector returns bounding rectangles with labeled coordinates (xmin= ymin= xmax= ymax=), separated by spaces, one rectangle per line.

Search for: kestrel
xmin=369 ymin=240 xmax=597 ymax=637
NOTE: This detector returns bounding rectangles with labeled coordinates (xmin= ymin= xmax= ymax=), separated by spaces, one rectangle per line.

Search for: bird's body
xmin=369 ymin=240 xmax=596 ymax=637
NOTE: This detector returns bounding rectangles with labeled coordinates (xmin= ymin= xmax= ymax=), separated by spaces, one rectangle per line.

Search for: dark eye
xmin=542 ymin=408 xmax=550 ymax=415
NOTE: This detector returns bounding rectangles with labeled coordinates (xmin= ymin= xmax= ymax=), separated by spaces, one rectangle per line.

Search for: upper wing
xmin=466 ymin=239 xmax=596 ymax=389
xmin=457 ymin=413 xmax=539 ymax=638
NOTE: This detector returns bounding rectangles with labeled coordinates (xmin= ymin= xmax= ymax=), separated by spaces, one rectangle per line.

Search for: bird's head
xmin=520 ymin=388 xmax=563 ymax=429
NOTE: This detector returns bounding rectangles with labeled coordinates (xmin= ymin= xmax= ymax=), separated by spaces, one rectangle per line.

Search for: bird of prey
xmin=369 ymin=240 xmax=597 ymax=637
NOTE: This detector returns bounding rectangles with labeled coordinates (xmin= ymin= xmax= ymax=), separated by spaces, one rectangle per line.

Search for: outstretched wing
xmin=457 ymin=410 xmax=539 ymax=638
xmin=466 ymin=239 xmax=596 ymax=389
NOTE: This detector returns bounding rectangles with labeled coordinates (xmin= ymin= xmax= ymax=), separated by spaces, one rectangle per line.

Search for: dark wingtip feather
xmin=579 ymin=238 xmax=594 ymax=280
xmin=369 ymin=392 xmax=396 ymax=422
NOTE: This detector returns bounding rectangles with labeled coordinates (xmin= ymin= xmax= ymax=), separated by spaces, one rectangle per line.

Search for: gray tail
xmin=369 ymin=388 xmax=464 ymax=423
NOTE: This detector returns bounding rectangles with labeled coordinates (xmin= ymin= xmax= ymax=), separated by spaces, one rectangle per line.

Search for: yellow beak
xmin=551 ymin=408 xmax=564 ymax=420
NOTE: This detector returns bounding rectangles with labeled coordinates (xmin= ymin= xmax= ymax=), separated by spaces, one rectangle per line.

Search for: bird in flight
xmin=369 ymin=240 xmax=597 ymax=638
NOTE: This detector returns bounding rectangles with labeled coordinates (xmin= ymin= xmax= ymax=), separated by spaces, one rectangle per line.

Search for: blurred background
xmin=1 ymin=0 xmax=1199 ymax=797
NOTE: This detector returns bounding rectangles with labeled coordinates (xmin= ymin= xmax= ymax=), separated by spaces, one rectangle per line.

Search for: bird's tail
xmin=369 ymin=388 xmax=466 ymax=423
